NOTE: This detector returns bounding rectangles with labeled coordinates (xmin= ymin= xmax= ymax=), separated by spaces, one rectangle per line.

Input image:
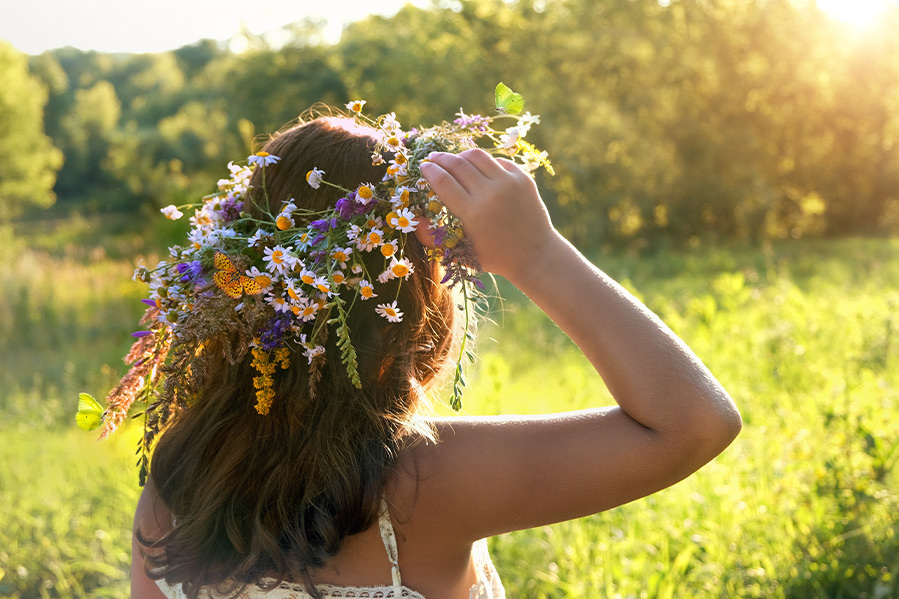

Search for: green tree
xmin=0 ymin=42 xmax=63 ymax=221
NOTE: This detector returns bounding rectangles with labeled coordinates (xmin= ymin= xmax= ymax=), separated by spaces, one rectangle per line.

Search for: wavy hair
xmin=137 ymin=115 xmax=457 ymax=599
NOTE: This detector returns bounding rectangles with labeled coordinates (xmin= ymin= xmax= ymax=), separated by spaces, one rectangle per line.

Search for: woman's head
xmin=246 ymin=114 xmax=458 ymax=399
xmin=142 ymin=114 xmax=457 ymax=599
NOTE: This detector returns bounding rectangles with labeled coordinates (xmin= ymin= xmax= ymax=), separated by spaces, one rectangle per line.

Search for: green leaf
xmin=75 ymin=392 xmax=105 ymax=431
xmin=495 ymin=82 xmax=525 ymax=115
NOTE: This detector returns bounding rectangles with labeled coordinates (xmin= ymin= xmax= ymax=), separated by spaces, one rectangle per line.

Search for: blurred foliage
xmin=0 ymin=41 xmax=63 ymax=222
xmin=2 ymin=235 xmax=898 ymax=598
xmin=5 ymin=0 xmax=899 ymax=247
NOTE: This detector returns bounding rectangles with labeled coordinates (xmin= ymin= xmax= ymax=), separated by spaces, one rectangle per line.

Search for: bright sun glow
xmin=817 ymin=0 xmax=897 ymax=28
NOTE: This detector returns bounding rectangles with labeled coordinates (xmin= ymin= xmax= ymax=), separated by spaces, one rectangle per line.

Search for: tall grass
xmin=1 ymin=226 xmax=897 ymax=598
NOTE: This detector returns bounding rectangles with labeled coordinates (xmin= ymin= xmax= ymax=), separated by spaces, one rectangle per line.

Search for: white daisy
xmin=247 ymin=228 xmax=270 ymax=247
xmin=346 ymin=100 xmax=366 ymax=113
xmin=355 ymin=183 xmax=377 ymax=205
xmin=388 ymin=256 xmax=415 ymax=280
xmin=358 ymin=279 xmax=377 ymax=300
xmin=248 ymin=151 xmax=280 ymax=167
xmin=304 ymin=345 xmax=325 ymax=363
xmin=299 ymin=268 xmax=317 ymax=286
xmin=306 ymin=168 xmax=325 ymax=189
xmin=246 ymin=266 xmax=274 ymax=293
xmin=263 ymin=245 xmax=295 ymax=275
xmin=388 ymin=208 xmax=418 ymax=233
xmin=160 ymin=205 xmax=183 ymax=220
xmin=313 ymin=276 xmax=333 ymax=297
xmin=331 ymin=247 xmax=352 ymax=269
xmin=266 ymin=293 xmax=291 ymax=313
xmin=376 ymin=301 xmax=404 ymax=323
xmin=295 ymin=299 xmax=319 ymax=322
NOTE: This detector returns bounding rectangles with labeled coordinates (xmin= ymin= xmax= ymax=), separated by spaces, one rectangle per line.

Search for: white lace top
xmin=155 ymin=499 xmax=505 ymax=599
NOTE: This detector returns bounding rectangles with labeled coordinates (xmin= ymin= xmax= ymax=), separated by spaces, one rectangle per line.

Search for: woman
xmin=131 ymin=114 xmax=741 ymax=599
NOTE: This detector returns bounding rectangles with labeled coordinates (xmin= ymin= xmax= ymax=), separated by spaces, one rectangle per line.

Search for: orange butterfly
xmin=213 ymin=252 xmax=263 ymax=298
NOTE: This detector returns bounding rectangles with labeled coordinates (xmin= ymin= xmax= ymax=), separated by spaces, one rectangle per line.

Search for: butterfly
xmin=76 ymin=392 xmax=105 ymax=431
xmin=213 ymin=252 xmax=263 ymax=299
xmin=495 ymin=82 xmax=524 ymax=115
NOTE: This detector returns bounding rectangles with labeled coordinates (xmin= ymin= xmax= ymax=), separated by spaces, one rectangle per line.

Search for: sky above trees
xmin=3 ymin=0 xmax=898 ymax=55
xmin=0 ymin=0 xmax=431 ymax=54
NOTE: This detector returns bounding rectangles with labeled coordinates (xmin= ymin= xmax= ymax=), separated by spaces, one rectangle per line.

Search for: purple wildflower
xmin=431 ymin=225 xmax=448 ymax=247
xmin=258 ymin=315 xmax=291 ymax=351
xmin=140 ymin=299 xmax=157 ymax=307
xmin=336 ymin=195 xmax=368 ymax=220
xmin=219 ymin=197 xmax=244 ymax=222
xmin=310 ymin=217 xmax=338 ymax=232
xmin=453 ymin=113 xmax=489 ymax=133
xmin=131 ymin=330 xmax=152 ymax=338
xmin=176 ymin=260 xmax=203 ymax=283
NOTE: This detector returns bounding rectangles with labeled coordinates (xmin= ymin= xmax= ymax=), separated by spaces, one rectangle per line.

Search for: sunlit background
xmin=2 ymin=0 xmax=428 ymax=54
xmin=2 ymin=0 xmax=899 ymax=598
xmin=4 ymin=0 xmax=898 ymax=54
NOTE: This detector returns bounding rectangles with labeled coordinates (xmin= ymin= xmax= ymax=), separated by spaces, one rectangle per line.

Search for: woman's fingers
xmin=419 ymin=161 xmax=468 ymax=205
xmin=423 ymin=150 xmax=501 ymax=194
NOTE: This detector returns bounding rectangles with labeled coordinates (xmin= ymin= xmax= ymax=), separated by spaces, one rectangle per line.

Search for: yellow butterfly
xmin=213 ymin=252 xmax=263 ymax=299
xmin=76 ymin=392 xmax=105 ymax=431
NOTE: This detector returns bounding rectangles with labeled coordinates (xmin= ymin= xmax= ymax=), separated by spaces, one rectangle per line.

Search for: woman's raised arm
xmin=401 ymin=150 xmax=741 ymax=542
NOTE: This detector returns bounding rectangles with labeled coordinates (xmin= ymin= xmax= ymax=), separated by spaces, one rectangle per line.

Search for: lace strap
xmin=377 ymin=496 xmax=404 ymax=595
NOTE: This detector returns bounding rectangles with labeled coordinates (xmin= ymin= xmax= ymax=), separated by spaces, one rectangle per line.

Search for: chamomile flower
xmin=380 ymin=239 xmax=398 ymax=258
xmin=295 ymin=299 xmax=319 ymax=322
xmin=386 ymin=160 xmax=407 ymax=177
xmin=313 ymin=276 xmax=333 ymax=296
xmin=376 ymin=301 xmax=404 ymax=323
xmin=161 ymin=205 xmax=184 ymax=220
xmin=379 ymin=112 xmax=401 ymax=133
xmin=285 ymin=279 xmax=305 ymax=303
xmin=355 ymin=183 xmax=376 ymax=205
xmin=248 ymin=151 xmax=280 ymax=167
xmin=266 ymin=293 xmax=291 ymax=313
xmin=306 ymin=168 xmax=325 ymax=189
xmin=263 ymin=245 xmax=295 ymax=275
xmin=331 ymin=270 xmax=346 ymax=285
xmin=346 ymin=100 xmax=366 ymax=113
xmin=299 ymin=268 xmax=316 ymax=286
xmin=384 ymin=134 xmax=402 ymax=151
xmin=499 ymin=127 xmax=522 ymax=149
xmin=247 ymin=228 xmax=270 ymax=247
xmin=388 ymin=208 xmax=418 ymax=233
xmin=391 ymin=187 xmax=411 ymax=209
xmin=276 ymin=213 xmax=294 ymax=231
xmin=246 ymin=267 xmax=274 ymax=292
xmin=331 ymin=247 xmax=351 ymax=269
xmin=304 ymin=345 xmax=326 ymax=363
xmin=358 ymin=280 xmax=377 ymax=300
xmin=388 ymin=256 xmax=414 ymax=280
xmin=357 ymin=228 xmax=384 ymax=252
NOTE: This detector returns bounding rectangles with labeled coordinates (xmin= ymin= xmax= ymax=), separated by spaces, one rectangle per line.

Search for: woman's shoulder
xmin=134 ymin=478 xmax=174 ymax=537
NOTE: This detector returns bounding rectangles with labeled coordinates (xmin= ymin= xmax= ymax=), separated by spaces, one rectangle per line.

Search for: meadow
xmin=1 ymin=220 xmax=898 ymax=598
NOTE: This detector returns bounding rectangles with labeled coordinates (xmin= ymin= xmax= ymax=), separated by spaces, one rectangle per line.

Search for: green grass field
xmin=2 ymin=223 xmax=898 ymax=598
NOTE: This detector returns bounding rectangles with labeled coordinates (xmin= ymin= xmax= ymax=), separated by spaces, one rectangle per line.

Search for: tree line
xmin=3 ymin=0 xmax=899 ymax=248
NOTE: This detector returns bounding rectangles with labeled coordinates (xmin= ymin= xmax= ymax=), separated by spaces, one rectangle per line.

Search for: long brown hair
xmin=138 ymin=115 xmax=457 ymax=598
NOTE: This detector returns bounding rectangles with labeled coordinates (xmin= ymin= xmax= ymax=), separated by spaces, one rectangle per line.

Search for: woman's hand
xmin=420 ymin=149 xmax=556 ymax=282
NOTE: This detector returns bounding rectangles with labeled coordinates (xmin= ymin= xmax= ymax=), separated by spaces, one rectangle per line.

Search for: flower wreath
xmin=76 ymin=83 xmax=552 ymax=485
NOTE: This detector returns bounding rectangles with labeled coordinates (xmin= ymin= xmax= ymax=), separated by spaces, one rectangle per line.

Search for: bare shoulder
xmin=132 ymin=481 xmax=172 ymax=599
xmin=134 ymin=479 xmax=172 ymax=537
xmin=390 ymin=407 xmax=736 ymax=544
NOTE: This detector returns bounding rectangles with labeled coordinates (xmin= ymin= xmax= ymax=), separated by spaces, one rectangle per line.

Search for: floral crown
xmin=76 ymin=83 xmax=552 ymax=485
